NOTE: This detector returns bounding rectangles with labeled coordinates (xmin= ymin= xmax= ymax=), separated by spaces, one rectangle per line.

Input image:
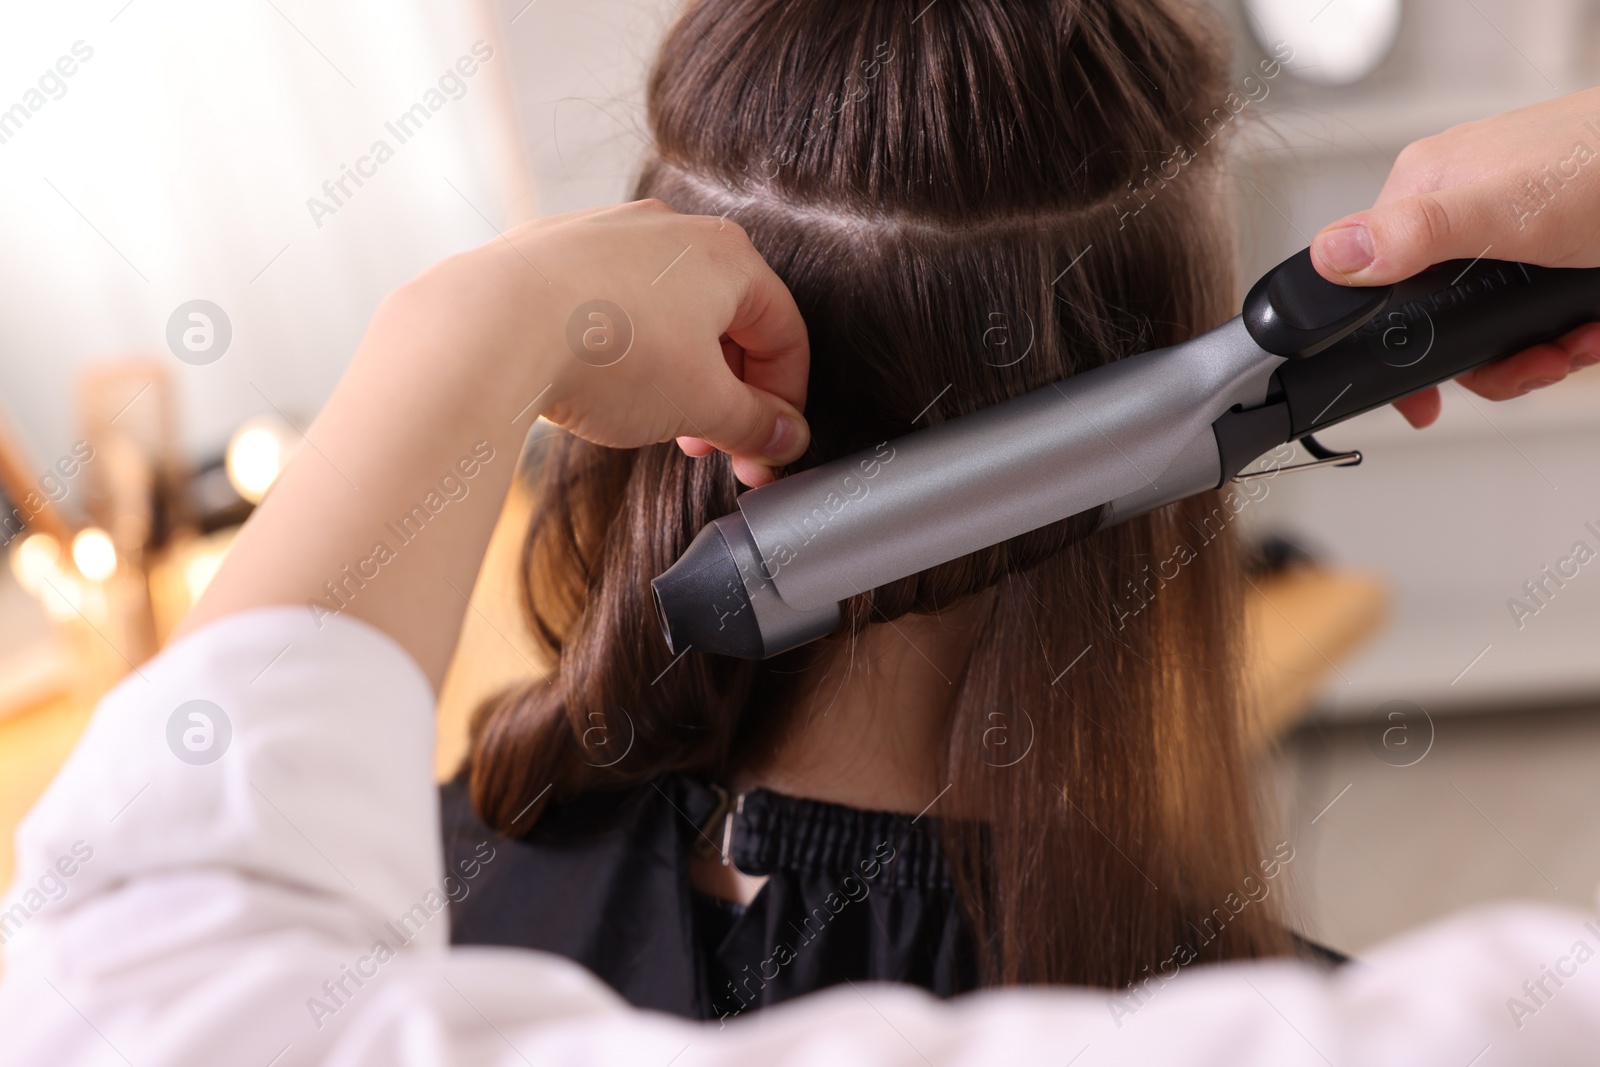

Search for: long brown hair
xmin=470 ymin=0 xmax=1291 ymax=989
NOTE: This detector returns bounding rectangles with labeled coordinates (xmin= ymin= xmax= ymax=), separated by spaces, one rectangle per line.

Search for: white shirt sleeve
xmin=1 ymin=607 xmax=1596 ymax=1067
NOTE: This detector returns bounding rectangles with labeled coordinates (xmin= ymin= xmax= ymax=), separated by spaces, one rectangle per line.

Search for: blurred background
xmin=2 ymin=0 xmax=1599 ymax=962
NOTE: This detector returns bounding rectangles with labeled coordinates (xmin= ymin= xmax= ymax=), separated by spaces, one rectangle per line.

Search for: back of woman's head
xmin=471 ymin=0 xmax=1291 ymax=987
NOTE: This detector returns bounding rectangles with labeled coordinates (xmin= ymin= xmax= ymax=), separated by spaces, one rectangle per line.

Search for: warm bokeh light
xmin=226 ymin=417 xmax=295 ymax=504
xmin=38 ymin=574 xmax=88 ymax=621
xmin=9 ymin=532 xmax=63 ymax=596
xmin=71 ymin=528 xmax=118 ymax=583
xmin=7 ymin=531 xmax=101 ymax=621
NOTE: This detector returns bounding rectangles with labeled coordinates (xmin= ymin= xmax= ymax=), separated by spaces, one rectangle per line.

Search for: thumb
xmin=680 ymin=370 xmax=810 ymax=485
xmin=1310 ymin=186 xmax=1489 ymax=286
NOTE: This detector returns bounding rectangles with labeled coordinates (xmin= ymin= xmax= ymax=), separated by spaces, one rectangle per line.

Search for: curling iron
xmin=651 ymin=248 xmax=1600 ymax=659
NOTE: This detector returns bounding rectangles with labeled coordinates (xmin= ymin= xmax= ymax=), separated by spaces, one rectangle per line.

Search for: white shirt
xmin=0 ymin=607 xmax=1596 ymax=1066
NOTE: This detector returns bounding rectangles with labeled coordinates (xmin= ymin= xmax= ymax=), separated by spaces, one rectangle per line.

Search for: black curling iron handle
xmin=1253 ymin=252 xmax=1600 ymax=438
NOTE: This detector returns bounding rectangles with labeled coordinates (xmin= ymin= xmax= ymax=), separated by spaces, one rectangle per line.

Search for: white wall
xmin=496 ymin=0 xmax=671 ymax=215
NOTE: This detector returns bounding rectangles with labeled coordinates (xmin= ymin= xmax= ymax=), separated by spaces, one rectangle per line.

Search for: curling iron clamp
xmin=652 ymin=248 xmax=1600 ymax=659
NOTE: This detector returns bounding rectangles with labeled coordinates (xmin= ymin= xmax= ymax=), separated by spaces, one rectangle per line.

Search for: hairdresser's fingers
xmin=717 ymin=231 xmax=811 ymax=415
xmin=1393 ymin=388 xmax=1442 ymax=429
xmin=1456 ymin=321 xmax=1600 ymax=398
xmin=1439 ymin=338 xmax=1586 ymax=407
xmin=1302 ymin=90 xmax=1600 ymax=420
xmin=657 ymin=222 xmax=811 ymax=486
xmin=1308 ymin=183 xmax=1501 ymax=286
xmin=1309 ymin=90 xmax=1600 ymax=285
xmin=679 ymin=340 xmax=755 ymax=461
xmin=513 ymin=201 xmax=809 ymax=485
xmin=1455 ymin=341 xmax=1573 ymax=400
xmin=676 ymin=435 xmax=715 ymax=457
xmin=685 ymin=362 xmax=809 ymax=487
xmin=1310 ymin=180 xmax=1600 ymax=283
xmin=1386 ymin=345 xmax=1570 ymax=428
xmin=1558 ymin=319 xmax=1600 ymax=358
xmin=1390 ymin=323 xmax=1600 ymax=427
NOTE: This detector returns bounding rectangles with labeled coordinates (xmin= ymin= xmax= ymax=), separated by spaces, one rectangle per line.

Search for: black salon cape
xmin=440 ymin=773 xmax=972 ymax=1020
xmin=440 ymin=773 xmax=1344 ymax=1021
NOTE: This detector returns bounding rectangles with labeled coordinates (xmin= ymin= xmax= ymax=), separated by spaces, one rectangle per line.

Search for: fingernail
xmin=1313 ymin=224 xmax=1375 ymax=275
xmin=1518 ymin=376 xmax=1561 ymax=395
xmin=1571 ymin=352 xmax=1600 ymax=369
xmin=762 ymin=414 xmax=804 ymax=462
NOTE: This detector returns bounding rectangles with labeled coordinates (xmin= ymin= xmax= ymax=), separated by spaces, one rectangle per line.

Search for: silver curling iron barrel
xmin=652 ymin=249 xmax=1600 ymax=659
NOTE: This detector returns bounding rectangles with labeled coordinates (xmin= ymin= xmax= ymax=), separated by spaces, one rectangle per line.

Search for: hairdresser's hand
xmin=184 ymin=199 xmax=809 ymax=684
xmin=1310 ymin=86 xmax=1600 ymax=427
xmin=402 ymin=198 xmax=810 ymax=487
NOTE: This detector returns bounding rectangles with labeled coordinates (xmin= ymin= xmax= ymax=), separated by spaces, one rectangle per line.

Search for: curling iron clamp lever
xmin=1230 ymin=434 xmax=1362 ymax=482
